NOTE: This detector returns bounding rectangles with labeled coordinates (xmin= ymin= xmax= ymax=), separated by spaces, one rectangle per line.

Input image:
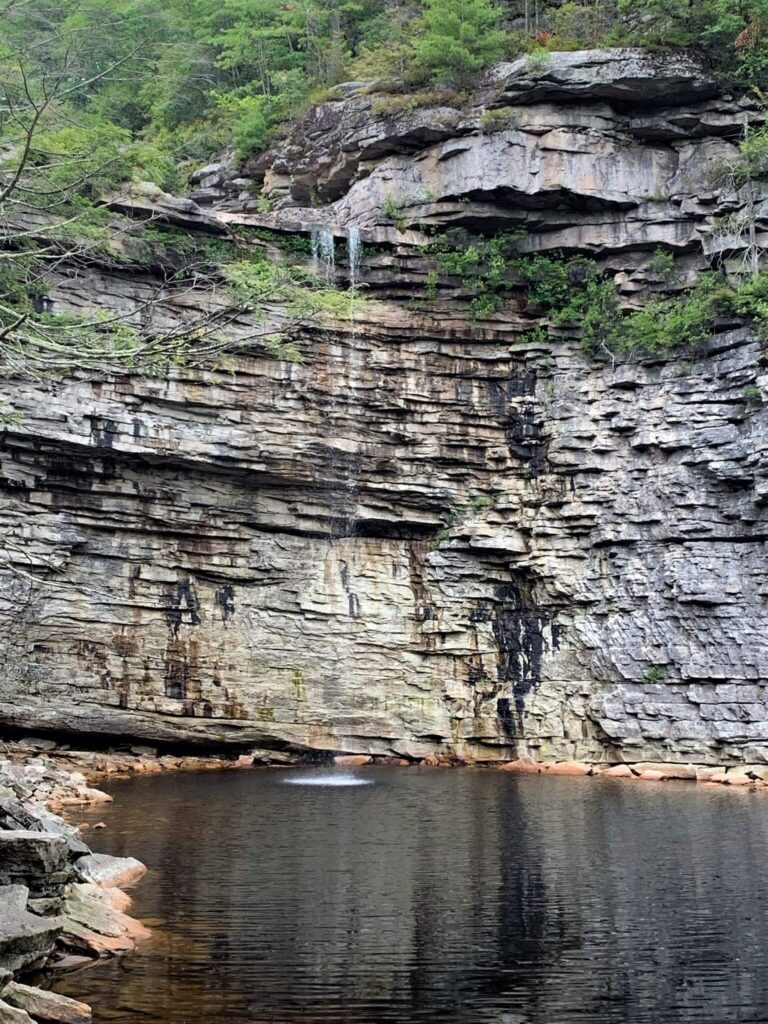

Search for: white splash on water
xmin=283 ymin=773 xmax=373 ymax=787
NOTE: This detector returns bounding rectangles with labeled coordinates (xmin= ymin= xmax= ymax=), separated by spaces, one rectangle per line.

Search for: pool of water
xmin=55 ymin=767 xmax=768 ymax=1024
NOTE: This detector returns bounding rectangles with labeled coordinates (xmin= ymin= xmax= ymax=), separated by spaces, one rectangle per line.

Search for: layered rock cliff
xmin=1 ymin=50 xmax=767 ymax=765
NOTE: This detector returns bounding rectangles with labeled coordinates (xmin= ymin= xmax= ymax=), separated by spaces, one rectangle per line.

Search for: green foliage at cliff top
xmin=3 ymin=0 xmax=768 ymax=182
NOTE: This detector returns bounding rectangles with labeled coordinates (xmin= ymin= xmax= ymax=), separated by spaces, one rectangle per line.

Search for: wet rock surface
xmin=1 ymin=50 xmax=768 ymax=767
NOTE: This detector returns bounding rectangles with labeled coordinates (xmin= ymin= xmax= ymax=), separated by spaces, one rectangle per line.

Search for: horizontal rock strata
xmin=1 ymin=49 xmax=768 ymax=765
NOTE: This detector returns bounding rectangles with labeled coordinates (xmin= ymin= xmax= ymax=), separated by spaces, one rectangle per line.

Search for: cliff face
xmin=1 ymin=50 xmax=768 ymax=765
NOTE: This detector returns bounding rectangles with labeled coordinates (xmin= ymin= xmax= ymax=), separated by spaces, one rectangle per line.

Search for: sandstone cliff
xmin=1 ymin=50 xmax=767 ymax=765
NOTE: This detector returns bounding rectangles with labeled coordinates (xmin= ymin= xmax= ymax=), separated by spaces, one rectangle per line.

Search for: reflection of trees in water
xmin=56 ymin=772 xmax=768 ymax=1024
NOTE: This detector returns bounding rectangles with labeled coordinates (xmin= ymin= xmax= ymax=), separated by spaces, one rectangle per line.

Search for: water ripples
xmin=56 ymin=768 xmax=768 ymax=1024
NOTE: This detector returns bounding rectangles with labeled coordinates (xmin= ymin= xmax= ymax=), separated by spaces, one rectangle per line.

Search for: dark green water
xmin=56 ymin=767 xmax=768 ymax=1024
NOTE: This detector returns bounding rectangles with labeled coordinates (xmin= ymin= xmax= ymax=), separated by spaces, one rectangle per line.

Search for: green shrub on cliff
xmin=223 ymin=253 xmax=363 ymax=362
xmin=425 ymin=232 xmax=768 ymax=358
xmin=517 ymin=258 xmax=738 ymax=358
xmin=426 ymin=229 xmax=524 ymax=317
xmin=738 ymin=126 xmax=768 ymax=181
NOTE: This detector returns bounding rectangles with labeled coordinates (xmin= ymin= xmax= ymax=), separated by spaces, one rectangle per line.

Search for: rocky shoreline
xmin=0 ymin=746 xmax=153 ymax=1024
xmin=341 ymin=751 xmax=768 ymax=789
xmin=14 ymin=738 xmax=768 ymax=790
xmin=497 ymin=757 xmax=768 ymax=787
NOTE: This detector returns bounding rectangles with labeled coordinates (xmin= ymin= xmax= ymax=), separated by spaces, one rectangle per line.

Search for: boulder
xmin=26 ymin=899 xmax=65 ymax=919
xmin=15 ymin=739 xmax=57 ymax=752
xmin=696 ymin=766 xmax=727 ymax=782
xmin=92 ymin=888 xmax=132 ymax=914
xmin=54 ymin=790 xmax=111 ymax=808
xmin=724 ymin=770 xmax=753 ymax=786
xmin=3 ymin=984 xmax=91 ymax=1024
xmin=500 ymin=759 xmax=542 ymax=773
xmin=632 ymin=762 xmax=698 ymax=780
xmin=0 ymin=801 xmax=90 ymax=860
xmin=0 ymin=834 xmax=69 ymax=895
xmin=0 ymin=886 xmax=62 ymax=973
xmin=63 ymin=885 xmax=149 ymax=943
xmin=72 ymin=855 xmax=146 ymax=890
xmin=58 ymin=919 xmax=134 ymax=958
xmin=0 ymin=1001 xmax=34 ymax=1024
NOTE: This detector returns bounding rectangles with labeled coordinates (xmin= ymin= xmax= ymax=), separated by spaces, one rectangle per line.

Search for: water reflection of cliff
xmin=57 ymin=771 xmax=768 ymax=1024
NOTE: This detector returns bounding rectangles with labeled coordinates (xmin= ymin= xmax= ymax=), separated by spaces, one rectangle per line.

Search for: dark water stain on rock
xmin=88 ymin=417 xmax=119 ymax=449
xmin=505 ymin=406 xmax=548 ymax=474
xmin=492 ymin=580 xmax=548 ymax=714
xmin=470 ymin=579 xmax=550 ymax=745
xmin=338 ymin=559 xmax=361 ymax=618
xmin=162 ymin=578 xmax=201 ymax=634
xmin=215 ymin=585 xmax=236 ymax=622
xmin=163 ymin=637 xmax=202 ymax=703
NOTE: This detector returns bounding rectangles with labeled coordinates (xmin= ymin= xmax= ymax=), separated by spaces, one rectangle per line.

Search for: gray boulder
xmin=72 ymin=854 xmax=146 ymax=889
xmin=0 ymin=886 xmax=62 ymax=973
xmin=0 ymin=833 xmax=69 ymax=897
xmin=0 ymin=801 xmax=90 ymax=861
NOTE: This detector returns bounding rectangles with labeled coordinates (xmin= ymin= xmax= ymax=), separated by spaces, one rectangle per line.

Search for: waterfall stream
xmin=311 ymin=227 xmax=336 ymax=285
xmin=313 ymin=225 xmax=363 ymax=539
xmin=348 ymin=225 xmax=361 ymax=289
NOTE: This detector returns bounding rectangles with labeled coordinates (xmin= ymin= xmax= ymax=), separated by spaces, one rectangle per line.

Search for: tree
xmin=412 ymin=0 xmax=507 ymax=88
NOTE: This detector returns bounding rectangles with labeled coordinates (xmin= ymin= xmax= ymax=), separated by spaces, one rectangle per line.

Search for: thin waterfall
xmin=311 ymin=227 xmax=336 ymax=285
xmin=310 ymin=227 xmax=320 ymax=275
xmin=311 ymin=225 xmax=365 ymax=541
xmin=339 ymin=224 xmax=363 ymax=538
xmin=348 ymin=225 xmax=361 ymax=290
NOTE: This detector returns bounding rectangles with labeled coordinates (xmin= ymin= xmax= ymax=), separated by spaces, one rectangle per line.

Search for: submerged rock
xmin=58 ymin=919 xmax=135 ymax=958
